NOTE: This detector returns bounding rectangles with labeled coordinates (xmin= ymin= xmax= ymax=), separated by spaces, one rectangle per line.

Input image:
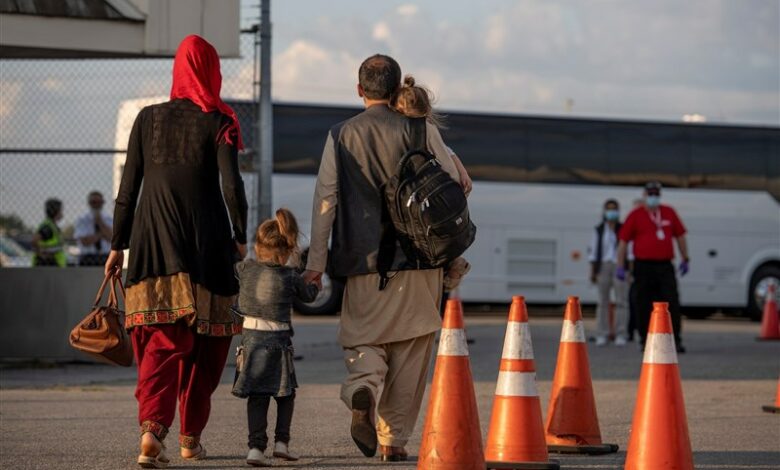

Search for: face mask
xmin=646 ymin=195 xmax=661 ymax=208
xmin=604 ymin=209 xmax=619 ymax=221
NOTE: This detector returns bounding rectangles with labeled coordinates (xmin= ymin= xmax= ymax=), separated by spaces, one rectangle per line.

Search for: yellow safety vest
xmin=34 ymin=218 xmax=66 ymax=267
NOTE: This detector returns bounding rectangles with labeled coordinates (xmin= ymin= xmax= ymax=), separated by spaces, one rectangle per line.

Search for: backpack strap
xmin=410 ymin=117 xmax=427 ymax=151
xmin=377 ymin=118 xmax=427 ymax=290
xmin=377 ymin=203 xmax=396 ymax=291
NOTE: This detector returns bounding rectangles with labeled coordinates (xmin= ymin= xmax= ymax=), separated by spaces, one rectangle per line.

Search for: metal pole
xmin=256 ymin=0 xmax=273 ymax=221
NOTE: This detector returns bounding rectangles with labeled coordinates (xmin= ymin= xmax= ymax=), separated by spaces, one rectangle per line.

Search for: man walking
xmin=588 ymin=198 xmax=628 ymax=346
xmin=617 ymin=182 xmax=690 ymax=352
xmin=303 ymin=54 xmax=461 ymax=462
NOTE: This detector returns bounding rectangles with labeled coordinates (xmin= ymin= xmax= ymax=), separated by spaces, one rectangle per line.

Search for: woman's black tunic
xmin=112 ymin=99 xmax=248 ymax=296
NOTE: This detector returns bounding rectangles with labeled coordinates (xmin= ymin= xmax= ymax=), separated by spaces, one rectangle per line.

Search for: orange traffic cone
xmin=417 ymin=299 xmax=483 ymax=470
xmin=625 ymin=302 xmax=693 ymax=470
xmin=757 ymin=282 xmax=780 ymax=341
xmin=485 ymin=296 xmax=559 ymax=470
xmin=545 ymin=296 xmax=618 ymax=455
xmin=761 ymin=377 xmax=780 ymax=414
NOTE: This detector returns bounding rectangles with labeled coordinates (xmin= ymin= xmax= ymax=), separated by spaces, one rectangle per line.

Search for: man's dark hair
xmin=45 ymin=198 xmax=62 ymax=219
xmin=358 ymin=54 xmax=402 ymax=100
xmin=604 ymin=198 xmax=619 ymax=208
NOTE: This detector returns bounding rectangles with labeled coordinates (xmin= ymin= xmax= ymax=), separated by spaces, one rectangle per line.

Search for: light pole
xmin=255 ymin=0 xmax=273 ymax=222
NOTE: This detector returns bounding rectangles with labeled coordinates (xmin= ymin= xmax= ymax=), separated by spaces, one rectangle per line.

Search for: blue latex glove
xmin=679 ymin=260 xmax=690 ymax=277
xmin=615 ymin=266 xmax=627 ymax=281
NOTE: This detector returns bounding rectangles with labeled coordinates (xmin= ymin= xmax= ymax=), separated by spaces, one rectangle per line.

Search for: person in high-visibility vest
xmin=32 ymin=198 xmax=66 ymax=267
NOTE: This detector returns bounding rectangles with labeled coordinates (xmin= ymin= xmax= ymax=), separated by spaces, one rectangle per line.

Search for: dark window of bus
xmin=525 ymin=119 xmax=609 ymax=185
xmin=767 ymin=133 xmax=780 ymax=202
xmin=274 ymin=105 xmax=360 ymax=175
xmin=442 ymin=113 xmax=528 ymax=183
xmin=607 ymin=124 xmax=690 ymax=188
xmin=689 ymin=127 xmax=769 ymax=191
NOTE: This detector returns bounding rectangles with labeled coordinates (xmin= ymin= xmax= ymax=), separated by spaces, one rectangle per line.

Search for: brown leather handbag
xmin=69 ymin=268 xmax=133 ymax=366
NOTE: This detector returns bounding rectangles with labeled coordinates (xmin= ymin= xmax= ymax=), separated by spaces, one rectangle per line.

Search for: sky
xmin=263 ymin=0 xmax=779 ymax=125
xmin=0 ymin=0 xmax=778 ymax=228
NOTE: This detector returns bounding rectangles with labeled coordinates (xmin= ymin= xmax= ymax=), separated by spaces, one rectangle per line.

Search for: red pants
xmin=132 ymin=321 xmax=232 ymax=448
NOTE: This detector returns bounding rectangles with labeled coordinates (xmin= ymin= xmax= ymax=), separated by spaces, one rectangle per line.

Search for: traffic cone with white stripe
xmin=625 ymin=302 xmax=694 ymax=470
xmin=417 ymin=299 xmax=483 ymax=470
xmin=761 ymin=376 xmax=780 ymax=413
xmin=545 ymin=296 xmax=618 ymax=455
xmin=757 ymin=282 xmax=780 ymax=341
xmin=485 ymin=296 xmax=559 ymax=470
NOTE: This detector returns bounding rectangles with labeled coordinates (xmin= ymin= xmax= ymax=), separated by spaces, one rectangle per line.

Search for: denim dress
xmin=233 ymin=329 xmax=297 ymax=398
xmin=231 ymin=260 xmax=318 ymax=398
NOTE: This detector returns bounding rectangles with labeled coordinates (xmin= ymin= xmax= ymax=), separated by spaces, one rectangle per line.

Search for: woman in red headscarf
xmin=105 ymin=35 xmax=248 ymax=467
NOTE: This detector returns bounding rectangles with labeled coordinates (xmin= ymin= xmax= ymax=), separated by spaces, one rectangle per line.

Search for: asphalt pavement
xmin=1 ymin=311 xmax=779 ymax=469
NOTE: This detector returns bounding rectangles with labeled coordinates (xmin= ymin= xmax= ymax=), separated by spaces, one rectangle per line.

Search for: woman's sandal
xmin=181 ymin=444 xmax=207 ymax=461
xmin=137 ymin=433 xmax=170 ymax=469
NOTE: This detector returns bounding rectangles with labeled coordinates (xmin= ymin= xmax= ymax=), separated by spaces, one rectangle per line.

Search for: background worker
xmin=74 ymin=190 xmax=113 ymax=266
xmin=617 ymin=182 xmax=689 ymax=353
xmin=588 ymin=198 xmax=628 ymax=346
xmin=32 ymin=198 xmax=66 ymax=267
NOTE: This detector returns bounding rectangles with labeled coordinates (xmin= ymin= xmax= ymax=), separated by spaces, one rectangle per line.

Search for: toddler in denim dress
xmin=232 ymin=208 xmax=319 ymax=467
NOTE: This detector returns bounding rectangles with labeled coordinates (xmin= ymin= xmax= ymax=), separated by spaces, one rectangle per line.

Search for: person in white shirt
xmin=588 ymin=198 xmax=628 ymax=346
xmin=74 ymin=190 xmax=113 ymax=266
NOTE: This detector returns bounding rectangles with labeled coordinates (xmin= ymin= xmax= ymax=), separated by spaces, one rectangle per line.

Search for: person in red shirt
xmin=616 ymin=182 xmax=690 ymax=352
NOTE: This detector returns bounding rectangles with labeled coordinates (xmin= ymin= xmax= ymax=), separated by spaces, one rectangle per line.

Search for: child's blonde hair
xmin=254 ymin=208 xmax=299 ymax=265
xmin=393 ymin=75 xmax=445 ymax=128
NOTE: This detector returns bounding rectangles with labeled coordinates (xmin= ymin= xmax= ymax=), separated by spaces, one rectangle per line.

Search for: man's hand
xmin=235 ymin=242 xmax=247 ymax=260
xmin=104 ymin=249 xmax=124 ymax=276
xmin=303 ymin=270 xmax=323 ymax=290
xmin=615 ymin=266 xmax=627 ymax=281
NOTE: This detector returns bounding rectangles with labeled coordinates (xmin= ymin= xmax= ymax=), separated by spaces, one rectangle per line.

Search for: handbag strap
xmin=93 ymin=267 xmax=126 ymax=308
xmin=92 ymin=271 xmax=115 ymax=307
xmin=109 ymin=269 xmax=126 ymax=308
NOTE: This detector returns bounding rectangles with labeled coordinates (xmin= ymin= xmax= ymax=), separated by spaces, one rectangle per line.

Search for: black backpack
xmin=377 ymin=118 xmax=477 ymax=289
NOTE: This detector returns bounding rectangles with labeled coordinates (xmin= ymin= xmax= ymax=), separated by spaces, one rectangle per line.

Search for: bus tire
xmin=747 ymin=264 xmax=780 ymax=322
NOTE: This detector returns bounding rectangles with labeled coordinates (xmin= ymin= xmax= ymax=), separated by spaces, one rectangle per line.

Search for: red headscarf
xmin=170 ymin=35 xmax=244 ymax=149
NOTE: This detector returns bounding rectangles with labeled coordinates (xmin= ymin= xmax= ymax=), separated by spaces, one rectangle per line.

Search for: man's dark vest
xmin=593 ymin=221 xmax=622 ymax=275
xmin=329 ymin=105 xmax=421 ymax=278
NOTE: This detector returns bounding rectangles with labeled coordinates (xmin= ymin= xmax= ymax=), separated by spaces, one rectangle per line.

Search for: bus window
xmin=768 ymin=134 xmax=780 ymax=201
xmin=442 ymin=113 xmax=528 ymax=182
xmin=607 ymin=124 xmax=689 ymax=188
xmin=525 ymin=120 xmax=609 ymax=185
xmin=689 ymin=127 xmax=769 ymax=191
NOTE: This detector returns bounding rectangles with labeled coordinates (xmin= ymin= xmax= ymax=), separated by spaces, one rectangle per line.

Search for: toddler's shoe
xmin=595 ymin=336 xmax=608 ymax=346
xmin=273 ymin=441 xmax=299 ymax=461
xmin=246 ymin=448 xmax=270 ymax=467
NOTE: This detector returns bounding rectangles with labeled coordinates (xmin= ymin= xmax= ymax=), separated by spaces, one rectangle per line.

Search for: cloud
xmin=372 ymin=21 xmax=390 ymax=41
xmin=397 ymin=4 xmax=419 ymax=17
xmin=273 ymin=39 xmax=361 ymax=103
xmin=0 ymin=81 xmax=22 ymax=119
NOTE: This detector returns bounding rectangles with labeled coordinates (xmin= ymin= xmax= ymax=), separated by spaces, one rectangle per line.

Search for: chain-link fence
xmin=0 ymin=32 xmax=260 ymax=266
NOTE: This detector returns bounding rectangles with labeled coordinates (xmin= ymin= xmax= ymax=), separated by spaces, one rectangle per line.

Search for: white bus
xmin=114 ymin=99 xmax=780 ymax=319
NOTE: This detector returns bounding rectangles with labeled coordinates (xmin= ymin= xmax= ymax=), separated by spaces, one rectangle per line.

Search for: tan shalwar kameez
xmin=306 ymin=117 xmax=460 ymax=447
